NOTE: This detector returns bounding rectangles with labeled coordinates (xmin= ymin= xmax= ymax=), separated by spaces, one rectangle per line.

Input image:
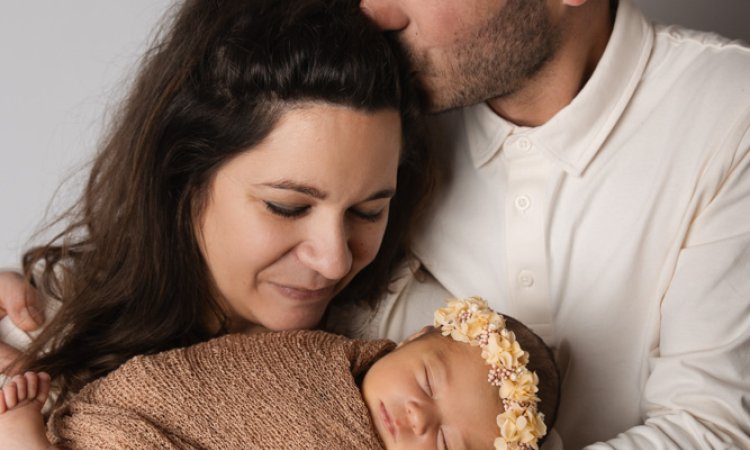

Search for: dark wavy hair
xmin=14 ymin=0 xmax=433 ymax=404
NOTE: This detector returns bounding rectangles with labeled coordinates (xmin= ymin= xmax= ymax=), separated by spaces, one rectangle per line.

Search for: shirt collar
xmin=465 ymin=0 xmax=654 ymax=176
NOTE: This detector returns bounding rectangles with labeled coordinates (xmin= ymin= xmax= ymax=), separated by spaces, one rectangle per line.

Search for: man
xmin=2 ymin=0 xmax=749 ymax=448
xmin=350 ymin=0 xmax=749 ymax=448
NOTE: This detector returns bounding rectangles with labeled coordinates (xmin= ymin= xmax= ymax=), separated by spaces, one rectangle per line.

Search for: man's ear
xmin=397 ymin=325 xmax=436 ymax=348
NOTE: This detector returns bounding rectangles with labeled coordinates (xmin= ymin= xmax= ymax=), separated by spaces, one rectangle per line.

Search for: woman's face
xmin=197 ymin=103 xmax=402 ymax=331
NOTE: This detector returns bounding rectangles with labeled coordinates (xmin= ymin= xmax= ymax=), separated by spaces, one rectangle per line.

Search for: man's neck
xmin=487 ymin=0 xmax=614 ymax=127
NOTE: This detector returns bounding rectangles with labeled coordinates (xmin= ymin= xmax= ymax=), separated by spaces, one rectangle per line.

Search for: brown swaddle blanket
xmin=47 ymin=330 xmax=394 ymax=449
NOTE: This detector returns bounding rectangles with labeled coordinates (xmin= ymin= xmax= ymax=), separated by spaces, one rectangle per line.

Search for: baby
xmin=0 ymin=297 xmax=559 ymax=450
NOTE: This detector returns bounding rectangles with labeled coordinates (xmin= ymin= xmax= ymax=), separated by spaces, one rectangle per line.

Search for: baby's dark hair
xmin=503 ymin=315 xmax=561 ymax=437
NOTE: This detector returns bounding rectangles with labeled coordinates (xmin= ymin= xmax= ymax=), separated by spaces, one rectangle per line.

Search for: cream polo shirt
xmin=355 ymin=0 xmax=750 ymax=449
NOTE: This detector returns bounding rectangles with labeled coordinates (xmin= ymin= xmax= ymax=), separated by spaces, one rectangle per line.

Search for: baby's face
xmin=361 ymin=331 xmax=501 ymax=450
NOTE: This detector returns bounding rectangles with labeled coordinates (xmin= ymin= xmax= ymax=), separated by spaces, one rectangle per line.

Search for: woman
xmin=1 ymin=0 xmax=433 ymax=411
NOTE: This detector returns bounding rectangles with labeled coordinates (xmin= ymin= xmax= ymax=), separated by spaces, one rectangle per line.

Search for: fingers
xmin=36 ymin=372 xmax=51 ymax=404
xmin=0 ymin=372 xmax=50 ymax=415
xmin=24 ymin=371 xmax=38 ymax=401
xmin=13 ymin=374 xmax=27 ymax=403
xmin=3 ymin=375 xmax=26 ymax=409
xmin=0 ymin=272 xmax=44 ymax=332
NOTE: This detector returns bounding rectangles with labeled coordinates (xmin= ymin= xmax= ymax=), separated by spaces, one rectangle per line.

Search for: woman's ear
xmin=397 ymin=325 xmax=436 ymax=348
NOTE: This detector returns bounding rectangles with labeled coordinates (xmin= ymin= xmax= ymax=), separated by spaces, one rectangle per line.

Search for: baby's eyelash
xmin=423 ymin=365 xmax=434 ymax=397
xmin=438 ymin=428 xmax=449 ymax=450
xmin=265 ymin=201 xmax=308 ymax=218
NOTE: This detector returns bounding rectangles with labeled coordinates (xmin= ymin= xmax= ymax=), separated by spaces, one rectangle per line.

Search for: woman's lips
xmin=270 ymin=283 xmax=335 ymax=302
xmin=380 ymin=401 xmax=397 ymax=439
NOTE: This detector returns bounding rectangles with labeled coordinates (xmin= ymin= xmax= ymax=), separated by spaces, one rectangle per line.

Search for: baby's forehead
xmin=411 ymin=331 xmax=486 ymax=369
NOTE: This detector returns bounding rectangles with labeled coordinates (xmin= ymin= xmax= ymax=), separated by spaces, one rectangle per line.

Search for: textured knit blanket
xmin=47 ymin=330 xmax=394 ymax=449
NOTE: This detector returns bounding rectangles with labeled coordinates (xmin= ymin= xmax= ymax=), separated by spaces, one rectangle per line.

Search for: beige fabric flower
xmin=433 ymin=297 xmax=546 ymax=450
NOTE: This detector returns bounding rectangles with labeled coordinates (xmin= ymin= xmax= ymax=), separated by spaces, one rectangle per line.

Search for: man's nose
xmin=360 ymin=0 xmax=409 ymax=31
xmin=296 ymin=219 xmax=353 ymax=281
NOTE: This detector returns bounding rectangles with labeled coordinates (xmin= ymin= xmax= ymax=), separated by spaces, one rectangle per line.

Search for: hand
xmin=0 ymin=272 xmax=44 ymax=371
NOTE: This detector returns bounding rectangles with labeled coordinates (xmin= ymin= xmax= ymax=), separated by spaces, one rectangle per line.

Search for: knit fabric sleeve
xmin=48 ymin=330 xmax=394 ymax=450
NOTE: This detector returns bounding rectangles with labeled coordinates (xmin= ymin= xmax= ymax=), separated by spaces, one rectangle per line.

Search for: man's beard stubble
xmin=403 ymin=0 xmax=562 ymax=113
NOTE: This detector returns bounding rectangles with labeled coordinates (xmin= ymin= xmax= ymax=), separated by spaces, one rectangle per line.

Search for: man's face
xmin=361 ymin=0 xmax=562 ymax=112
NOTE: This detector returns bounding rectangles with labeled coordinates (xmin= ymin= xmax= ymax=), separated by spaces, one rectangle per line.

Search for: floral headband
xmin=433 ymin=297 xmax=547 ymax=450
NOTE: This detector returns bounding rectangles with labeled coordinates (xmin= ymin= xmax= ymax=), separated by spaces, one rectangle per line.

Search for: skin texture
xmin=360 ymin=0 xmax=612 ymax=125
xmin=362 ymin=331 xmax=502 ymax=450
xmin=197 ymin=103 xmax=401 ymax=332
xmin=360 ymin=0 xmax=562 ymax=113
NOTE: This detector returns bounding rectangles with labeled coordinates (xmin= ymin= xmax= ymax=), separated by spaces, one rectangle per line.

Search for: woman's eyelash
xmin=265 ymin=201 xmax=308 ymax=218
xmin=349 ymin=208 xmax=384 ymax=223
xmin=265 ymin=201 xmax=384 ymax=222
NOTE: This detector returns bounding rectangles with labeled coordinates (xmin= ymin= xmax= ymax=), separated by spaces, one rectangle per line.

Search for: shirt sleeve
xmin=0 ymin=293 xmax=60 ymax=351
xmin=585 ymin=118 xmax=750 ymax=449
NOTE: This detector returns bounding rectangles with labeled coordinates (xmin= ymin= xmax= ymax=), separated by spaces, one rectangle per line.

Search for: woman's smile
xmin=197 ymin=103 xmax=401 ymax=331
xmin=266 ymin=281 xmax=336 ymax=302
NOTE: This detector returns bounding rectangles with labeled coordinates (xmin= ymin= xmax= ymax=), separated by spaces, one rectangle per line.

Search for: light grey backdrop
xmin=1 ymin=1 xmax=749 ymax=267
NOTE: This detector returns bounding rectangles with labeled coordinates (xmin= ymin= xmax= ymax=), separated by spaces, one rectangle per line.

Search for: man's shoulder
xmin=641 ymin=25 xmax=750 ymax=127
xmin=650 ymin=24 xmax=750 ymax=85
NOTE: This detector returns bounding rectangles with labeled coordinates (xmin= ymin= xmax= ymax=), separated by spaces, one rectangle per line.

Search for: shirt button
xmin=514 ymin=195 xmax=531 ymax=211
xmin=518 ymin=271 xmax=535 ymax=288
xmin=517 ymin=137 xmax=531 ymax=151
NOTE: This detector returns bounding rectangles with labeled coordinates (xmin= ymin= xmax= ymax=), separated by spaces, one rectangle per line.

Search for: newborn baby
xmin=0 ymin=297 xmax=559 ymax=450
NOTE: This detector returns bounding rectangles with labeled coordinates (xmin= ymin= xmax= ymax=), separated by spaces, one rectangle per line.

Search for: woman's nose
xmin=360 ymin=0 xmax=409 ymax=31
xmin=297 ymin=219 xmax=353 ymax=281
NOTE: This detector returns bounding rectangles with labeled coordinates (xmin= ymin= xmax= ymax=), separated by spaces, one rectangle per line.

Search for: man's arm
xmin=586 ymin=120 xmax=750 ymax=449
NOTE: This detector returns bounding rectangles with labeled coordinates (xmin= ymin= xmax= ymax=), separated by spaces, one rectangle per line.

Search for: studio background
xmin=1 ymin=0 xmax=749 ymax=267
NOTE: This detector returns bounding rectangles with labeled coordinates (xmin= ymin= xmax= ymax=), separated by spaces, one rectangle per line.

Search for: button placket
xmin=503 ymin=142 xmax=553 ymax=329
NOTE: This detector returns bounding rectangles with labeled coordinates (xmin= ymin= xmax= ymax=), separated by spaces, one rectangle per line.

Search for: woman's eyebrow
xmin=258 ymin=181 xmax=396 ymax=202
xmin=365 ymin=188 xmax=396 ymax=201
xmin=259 ymin=181 xmax=326 ymax=199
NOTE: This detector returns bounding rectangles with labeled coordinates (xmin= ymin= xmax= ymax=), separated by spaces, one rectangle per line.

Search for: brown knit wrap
xmin=47 ymin=330 xmax=395 ymax=449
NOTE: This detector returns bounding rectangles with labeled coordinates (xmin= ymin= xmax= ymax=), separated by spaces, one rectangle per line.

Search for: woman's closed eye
xmin=265 ymin=201 xmax=309 ymax=218
xmin=265 ymin=200 xmax=386 ymax=222
xmin=348 ymin=206 xmax=386 ymax=223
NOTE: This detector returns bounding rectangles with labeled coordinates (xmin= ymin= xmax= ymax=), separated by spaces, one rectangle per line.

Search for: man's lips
xmin=380 ymin=401 xmax=397 ymax=439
